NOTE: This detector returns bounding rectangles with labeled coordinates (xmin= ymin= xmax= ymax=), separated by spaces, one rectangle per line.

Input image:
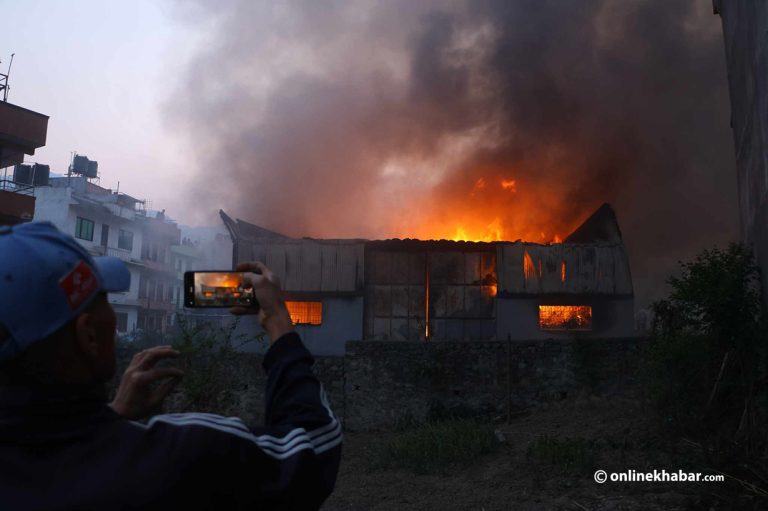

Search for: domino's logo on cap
xmin=0 ymin=222 xmax=131 ymax=361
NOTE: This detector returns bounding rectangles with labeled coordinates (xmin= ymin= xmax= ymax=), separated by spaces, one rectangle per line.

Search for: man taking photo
xmin=0 ymin=221 xmax=342 ymax=510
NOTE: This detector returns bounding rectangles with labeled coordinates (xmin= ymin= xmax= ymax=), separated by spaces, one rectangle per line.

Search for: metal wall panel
xmin=236 ymin=239 xmax=364 ymax=293
xmin=497 ymin=242 xmax=633 ymax=296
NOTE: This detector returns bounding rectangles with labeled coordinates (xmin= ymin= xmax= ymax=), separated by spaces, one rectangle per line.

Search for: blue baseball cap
xmin=0 ymin=221 xmax=131 ymax=362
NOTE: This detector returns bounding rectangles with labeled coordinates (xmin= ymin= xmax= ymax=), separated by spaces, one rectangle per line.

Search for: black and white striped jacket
xmin=0 ymin=333 xmax=342 ymax=510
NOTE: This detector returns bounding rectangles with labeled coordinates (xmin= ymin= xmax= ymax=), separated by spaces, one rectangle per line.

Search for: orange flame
xmin=389 ymin=168 xmax=586 ymax=243
xmin=500 ymin=179 xmax=516 ymax=192
xmin=539 ymin=305 xmax=592 ymax=330
xmin=198 ymin=273 xmax=244 ymax=288
xmin=523 ymin=251 xmax=536 ymax=280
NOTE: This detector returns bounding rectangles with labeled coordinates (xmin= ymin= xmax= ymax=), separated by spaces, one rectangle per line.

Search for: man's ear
xmin=74 ymin=310 xmax=100 ymax=362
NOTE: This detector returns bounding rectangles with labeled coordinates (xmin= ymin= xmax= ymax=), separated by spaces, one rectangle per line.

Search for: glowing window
xmin=538 ymin=305 xmax=592 ymax=331
xmin=285 ymin=301 xmax=323 ymax=325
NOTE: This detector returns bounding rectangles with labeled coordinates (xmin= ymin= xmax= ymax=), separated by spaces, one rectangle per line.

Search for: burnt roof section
xmin=220 ymin=210 xmax=289 ymax=242
xmin=365 ymin=238 xmax=497 ymax=252
xmin=224 ymin=203 xmax=625 ymax=247
xmin=564 ymin=203 xmax=623 ymax=243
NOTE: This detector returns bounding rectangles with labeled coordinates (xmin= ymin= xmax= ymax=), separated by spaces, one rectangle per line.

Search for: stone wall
xmin=113 ymin=346 xmax=346 ymax=429
xmin=114 ymin=337 xmax=641 ymax=431
xmin=343 ymin=338 xmax=640 ymax=430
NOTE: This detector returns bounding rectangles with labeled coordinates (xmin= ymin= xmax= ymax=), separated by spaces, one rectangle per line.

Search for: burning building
xmin=222 ymin=203 xmax=634 ymax=355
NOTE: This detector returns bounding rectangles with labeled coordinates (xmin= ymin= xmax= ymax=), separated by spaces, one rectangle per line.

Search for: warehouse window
xmin=539 ymin=305 xmax=592 ymax=331
xmin=75 ymin=217 xmax=94 ymax=241
xmin=285 ymin=301 xmax=322 ymax=325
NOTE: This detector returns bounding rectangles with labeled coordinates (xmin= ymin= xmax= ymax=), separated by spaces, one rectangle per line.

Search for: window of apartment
xmin=538 ymin=305 xmax=592 ymax=331
xmin=100 ymin=224 xmax=109 ymax=247
xmin=118 ymin=229 xmax=134 ymax=251
xmin=115 ymin=312 xmax=128 ymax=333
xmin=285 ymin=301 xmax=323 ymax=325
xmin=75 ymin=217 xmax=94 ymax=241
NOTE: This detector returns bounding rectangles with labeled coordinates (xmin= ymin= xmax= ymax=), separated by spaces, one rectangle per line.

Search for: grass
xmin=369 ymin=418 xmax=500 ymax=475
xmin=526 ymin=435 xmax=597 ymax=476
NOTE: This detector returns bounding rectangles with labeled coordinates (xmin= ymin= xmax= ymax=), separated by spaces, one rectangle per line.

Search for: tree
xmin=650 ymin=243 xmax=767 ymax=458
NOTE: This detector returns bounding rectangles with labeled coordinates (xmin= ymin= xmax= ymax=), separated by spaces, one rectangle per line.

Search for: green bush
xmin=647 ymin=243 xmax=768 ymax=458
xmin=117 ymin=314 xmax=265 ymax=413
xmin=170 ymin=314 xmax=265 ymax=412
xmin=369 ymin=418 xmax=499 ymax=474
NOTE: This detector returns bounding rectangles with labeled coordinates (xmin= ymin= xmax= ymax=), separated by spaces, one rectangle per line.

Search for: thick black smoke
xmin=168 ymin=0 xmax=739 ymax=308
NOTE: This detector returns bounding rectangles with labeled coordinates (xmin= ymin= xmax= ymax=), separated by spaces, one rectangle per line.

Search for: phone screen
xmin=184 ymin=271 xmax=256 ymax=308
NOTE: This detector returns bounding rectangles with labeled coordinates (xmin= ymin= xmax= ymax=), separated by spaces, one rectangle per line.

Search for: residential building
xmin=137 ymin=211 xmax=181 ymax=333
xmin=0 ymin=101 xmax=49 ymax=225
xmin=34 ymin=176 xmax=145 ymax=333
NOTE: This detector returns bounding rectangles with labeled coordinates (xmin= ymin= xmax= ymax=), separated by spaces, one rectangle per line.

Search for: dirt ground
xmin=322 ymin=397 xmax=757 ymax=511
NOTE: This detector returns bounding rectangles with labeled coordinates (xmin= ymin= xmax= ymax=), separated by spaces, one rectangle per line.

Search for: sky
xmin=0 ymin=0 xmax=198 ymax=220
xmin=0 ymin=1 xmax=742 ymax=308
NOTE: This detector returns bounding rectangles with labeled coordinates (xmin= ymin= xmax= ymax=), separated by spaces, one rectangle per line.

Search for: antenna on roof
xmin=0 ymin=53 xmax=15 ymax=102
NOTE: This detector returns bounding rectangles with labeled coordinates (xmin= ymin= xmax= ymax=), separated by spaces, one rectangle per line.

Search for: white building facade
xmin=34 ymin=177 xmax=145 ymax=333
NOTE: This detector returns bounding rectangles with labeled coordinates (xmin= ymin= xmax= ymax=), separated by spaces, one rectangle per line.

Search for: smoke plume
xmin=168 ymin=0 xmax=739 ymax=308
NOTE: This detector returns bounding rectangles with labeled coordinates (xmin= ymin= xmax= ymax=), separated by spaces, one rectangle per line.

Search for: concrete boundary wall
xmin=117 ymin=337 xmax=641 ymax=432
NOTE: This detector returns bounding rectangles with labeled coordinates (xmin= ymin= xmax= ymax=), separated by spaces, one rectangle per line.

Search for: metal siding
xmin=341 ymin=244 xmax=363 ymax=292
xmin=265 ymin=244 xmax=287 ymax=285
xmin=497 ymin=243 xmax=524 ymax=293
xmin=523 ymin=245 xmax=541 ymax=294
xmin=465 ymin=253 xmax=481 ymax=284
xmin=391 ymin=252 xmax=410 ymax=284
xmin=541 ymin=243 xmax=563 ymax=293
xmin=596 ymin=246 xmax=616 ymax=294
xmin=429 ymin=252 xmax=463 ymax=284
xmin=576 ymin=246 xmax=597 ymax=293
xmin=391 ymin=285 xmax=409 ymax=317
xmin=300 ymin=242 xmax=322 ymax=291
xmin=320 ymin=244 xmax=339 ymax=292
xmin=408 ymin=252 xmax=426 ymax=284
xmin=614 ymin=247 xmax=634 ymax=294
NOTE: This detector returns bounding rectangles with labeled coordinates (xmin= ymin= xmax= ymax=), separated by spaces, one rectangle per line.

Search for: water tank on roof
xmin=13 ymin=164 xmax=32 ymax=185
xmin=72 ymin=155 xmax=90 ymax=175
xmin=71 ymin=155 xmax=98 ymax=178
xmin=32 ymin=164 xmax=50 ymax=186
xmin=86 ymin=160 xmax=98 ymax=178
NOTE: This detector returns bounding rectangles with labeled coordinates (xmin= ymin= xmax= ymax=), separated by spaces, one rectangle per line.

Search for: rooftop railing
xmin=0 ymin=178 xmax=34 ymax=196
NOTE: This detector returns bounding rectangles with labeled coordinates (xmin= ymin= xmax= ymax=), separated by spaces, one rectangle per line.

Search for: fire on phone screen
xmin=189 ymin=272 xmax=254 ymax=307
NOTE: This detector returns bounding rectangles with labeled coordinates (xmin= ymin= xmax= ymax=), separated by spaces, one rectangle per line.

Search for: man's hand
xmin=110 ymin=346 xmax=184 ymax=420
xmin=230 ymin=261 xmax=295 ymax=344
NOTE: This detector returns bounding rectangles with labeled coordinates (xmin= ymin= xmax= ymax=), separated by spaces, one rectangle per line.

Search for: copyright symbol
xmin=594 ymin=470 xmax=607 ymax=484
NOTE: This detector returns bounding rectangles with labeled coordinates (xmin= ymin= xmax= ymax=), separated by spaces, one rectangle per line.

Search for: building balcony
xmin=91 ymin=245 xmax=143 ymax=266
xmin=138 ymin=297 xmax=176 ymax=312
xmin=0 ymin=101 xmax=49 ymax=168
xmin=141 ymin=258 xmax=174 ymax=274
xmin=109 ymin=294 xmax=142 ymax=307
xmin=0 ymin=179 xmax=35 ymax=225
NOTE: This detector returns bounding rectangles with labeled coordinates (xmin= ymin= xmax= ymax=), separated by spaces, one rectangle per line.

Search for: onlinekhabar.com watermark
xmin=593 ymin=469 xmax=725 ymax=484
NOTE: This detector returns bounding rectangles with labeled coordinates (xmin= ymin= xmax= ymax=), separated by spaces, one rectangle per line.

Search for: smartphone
xmin=184 ymin=271 xmax=257 ymax=308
